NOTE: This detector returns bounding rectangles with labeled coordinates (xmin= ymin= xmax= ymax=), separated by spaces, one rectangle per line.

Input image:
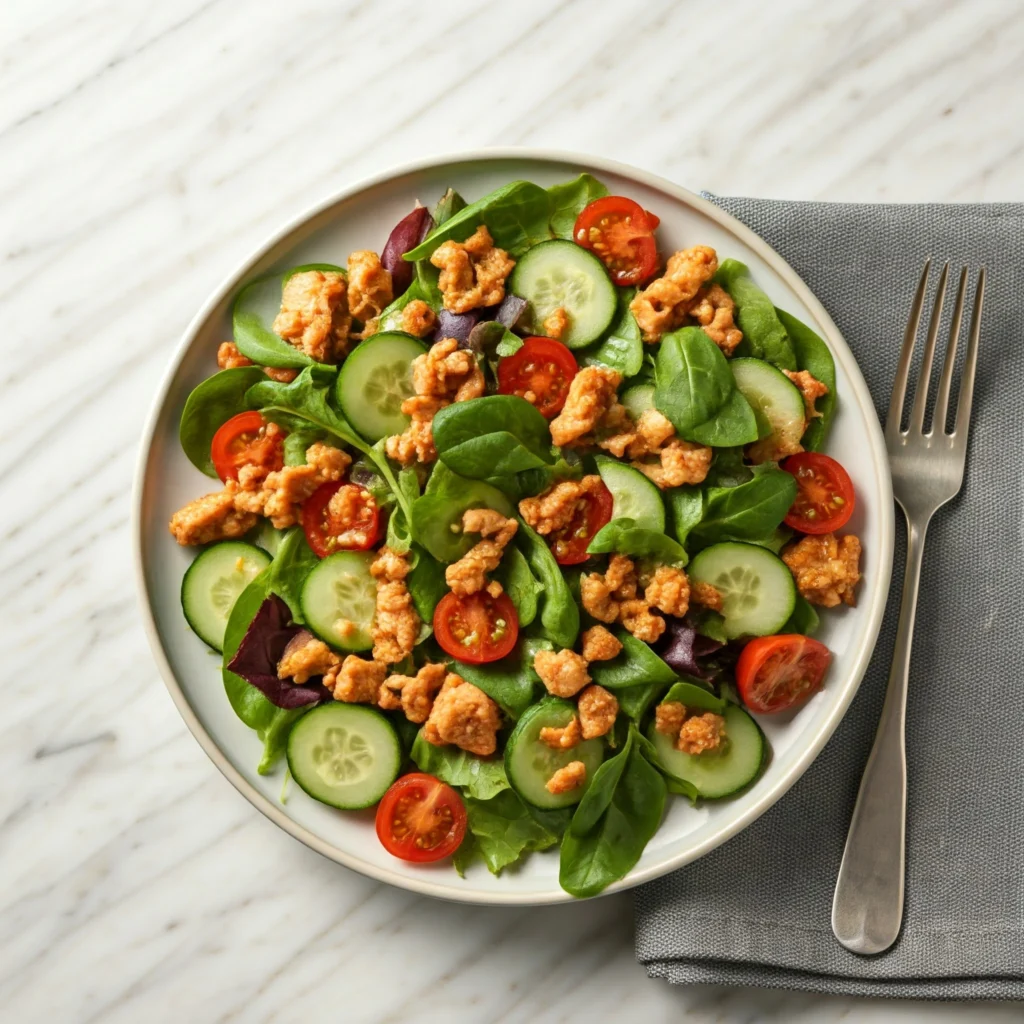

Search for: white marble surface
xmin=2 ymin=0 xmax=1022 ymax=1020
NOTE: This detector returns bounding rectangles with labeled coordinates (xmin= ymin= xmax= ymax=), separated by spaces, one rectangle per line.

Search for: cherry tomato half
xmin=549 ymin=481 xmax=614 ymax=565
xmin=302 ymin=481 xmax=380 ymax=557
xmin=781 ymin=452 xmax=856 ymax=534
xmin=434 ymin=591 xmax=519 ymax=664
xmin=497 ymin=337 xmax=579 ymax=419
xmin=210 ymin=411 xmax=285 ymax=482
xmin=375 ymin=773 xmax=467 ymax=863
xmin=736 ymin=634 xmax=832 ymax=714
xmin=574 ymin=196 xmax=659 ymax=286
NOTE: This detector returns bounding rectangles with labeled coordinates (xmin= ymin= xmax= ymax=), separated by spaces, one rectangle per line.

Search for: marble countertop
xmin=3 ymin=0 xmax=1022 ymax=1020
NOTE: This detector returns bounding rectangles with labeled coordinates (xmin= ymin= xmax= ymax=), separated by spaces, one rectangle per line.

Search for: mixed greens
xmin=168 ymin=172 xmax=863 ymax=897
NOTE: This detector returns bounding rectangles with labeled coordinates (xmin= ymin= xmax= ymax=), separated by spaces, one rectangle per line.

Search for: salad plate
xmin=134 ymin=150 xmax=893 ymax=905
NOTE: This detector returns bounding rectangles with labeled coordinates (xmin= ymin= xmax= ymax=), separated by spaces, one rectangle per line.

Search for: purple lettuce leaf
xmin=436 ymin=308 xmax=482 ymax=346
xmin=382 ymin=205 xmax=433 ymax=294
xmin=656 ymin=616 xmax=726 ymax=680
xmin=493 ymin=294 xmax=528 ymax=329
xmin=227 ymin=595 xmax=330 ymax=709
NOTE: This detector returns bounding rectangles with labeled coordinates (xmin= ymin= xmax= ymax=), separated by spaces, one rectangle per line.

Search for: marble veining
xmin=2 ymin=0 xmax=1022 ymax=1020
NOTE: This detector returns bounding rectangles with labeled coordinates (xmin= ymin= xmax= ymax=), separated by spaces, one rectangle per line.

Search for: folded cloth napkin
xmin=634 ymin=197 xmax=1024 ymax=1000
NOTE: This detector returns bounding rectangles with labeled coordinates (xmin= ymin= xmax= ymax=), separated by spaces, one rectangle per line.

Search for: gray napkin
xmin=634 ymin=197 xmax=1024 ymax=999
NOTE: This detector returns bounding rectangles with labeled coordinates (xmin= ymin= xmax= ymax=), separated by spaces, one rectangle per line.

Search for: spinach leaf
xmin=457 ymin=790 xmax=560 ymax=876
xmin=406 ymin=544 xmax=447 ymax=623
xmin=559 ymin=734 xmax=666 ymax=897
xmin=690 ymin=465 xmax=797 ymax=546
xmin=661 ymin=680 xmax=726 ymax=713
xmin=665 ymin=486 xmax=704 ymax=548
xmin=495 ymin=545 xmax=543 ymax=627
xmin=433 ymin=187 xmax=467 ymax=225
xmin=410 ymin=730 xmax=509 ymax=800
xmin=451 ymin=637 xmax=549 ymax=719
xmin=715 ymin=259 xmax=797 ymax=370
xmin=233 ymin=275 xmax=321 ymax=370
xmin=404 ymin=180 xmax=552 ymax=261
xmin=282 ymin=427 xmax=328 ymax=466
xmin=776 ymin=307 xmax=837 ymax=450
xmin=546 ymin=173 xmax=609 ymax=239
xmin=570 ymin=730 xmax=632 ymax=837
xmin=653 ymin=327 xmax=758 ymax=446
xmin=578 ymin=287 xmax=643 ymax=377
xmin=705 ymin=446 xmax=753 ymax=488
xmin=617 ymin=682 xmax=670 ymax=722
xmin=383 ymin=467 xmax=422 ymax=555
xmin=589 ymin=630 xmax=676 ymax=690
xmin=257 ymin=706 xmax=309 ymax=775
xmin=783 ymin=594 xmax=820 ymax=635
xmin=587 ymin=517 xmax=688 ymax=566
xmin=378 ymin=276 xmax=437 ymax=332
xmin=179 ymin=367 xmax=267 ymax=477
xmin=515 ymin=520 xmax=580 ymax=649
xmin=263 ymin=528 xmax=319 ymax=620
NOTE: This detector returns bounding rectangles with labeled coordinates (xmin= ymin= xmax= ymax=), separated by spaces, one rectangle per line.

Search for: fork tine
xmin=908 ymin=263 xmax=949 ymax=434
xmin=932 ymin=267 xmax=968 ymax=434
xmin=953 ymin=267 xmax=985 ymax=440
xmin=886 ymin=260 xmax=930 ymax=435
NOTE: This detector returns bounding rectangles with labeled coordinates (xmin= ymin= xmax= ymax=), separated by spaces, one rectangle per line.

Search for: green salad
xmin=168 ymin=173 xmax=863 ymax=896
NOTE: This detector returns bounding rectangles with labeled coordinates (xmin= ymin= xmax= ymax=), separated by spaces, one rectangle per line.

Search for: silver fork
xmin=831 ymin=260 xmax=985 ymax=955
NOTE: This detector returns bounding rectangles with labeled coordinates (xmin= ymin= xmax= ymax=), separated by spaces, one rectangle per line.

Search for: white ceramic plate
xmin=134 ymin=150 xmax=894 ymax=905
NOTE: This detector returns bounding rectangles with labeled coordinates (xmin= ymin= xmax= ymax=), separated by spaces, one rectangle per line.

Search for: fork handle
xmin=831 ymin=517 xmax=928 ymax=955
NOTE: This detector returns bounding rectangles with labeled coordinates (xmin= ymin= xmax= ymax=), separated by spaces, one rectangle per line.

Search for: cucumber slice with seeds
xmin=181 ymin=541 xmax=271 ymax=652
xmin=300 ymin=550 xmax=377 ymax=651
xmin=336 ymin=332 xmax=427 ymax=442
xmin=509 ymin=240 xmax=617 ymax=348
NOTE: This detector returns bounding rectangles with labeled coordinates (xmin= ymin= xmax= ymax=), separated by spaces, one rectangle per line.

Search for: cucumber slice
xmin=287 ymin=703 xmax=401 ymax=809
xmin=181 ymin=542 xmax=270 ymax=652
xmin=688 ymin=542 xmax=796 ymax=639
xmin=596 ymin=456 xmax=665 ymax=532
xmin=299 ymin=550 xmax=377 ymax=651
xmin=649 ymin=703 xmax=765 ymax=799
xmin=731 ymin=357 xmax=805 ymax=450
xmin=504 ymin=700 xmax=605 ymax=809
xmin=335 ymin=332 xmax=428 ymax=442
xmin=621 ymin=383 xmax=655 ymax=420
xmin=509 ymin=240 xmax=617 ymax=348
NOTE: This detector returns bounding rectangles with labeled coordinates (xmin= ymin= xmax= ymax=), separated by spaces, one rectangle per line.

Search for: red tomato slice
xmin=434 ymin=591 xmax=519 ymax=664
xmin=548 ymin=481 xmax=614 ymax=565
xmin=302 ymin=481 xmax=380 ymax=557
xmin=497 ymin=337 xmax=579 ymax=418
xmin=781 ymin=452 xmax=855 ymax=534
xmin=573 ymin=196 xmax=659 ymax=285
xmin=736 ymin=634 xmax=832 ymax=714
xmin=210 ymin=411 xmax=284 ymax=482
xmin=375 ymin=773 xmax=467 ymax=863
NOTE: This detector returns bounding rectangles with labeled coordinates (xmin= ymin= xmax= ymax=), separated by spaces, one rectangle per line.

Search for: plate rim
xmin=132 ymin=147 xmax=895 ymax=906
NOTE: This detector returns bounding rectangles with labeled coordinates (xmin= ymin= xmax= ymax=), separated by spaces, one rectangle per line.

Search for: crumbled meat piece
xmin=580 ymin=625 xmax=622 ymax=662
xmin=604 ymin=554 xmax=637 ymax=598
xmin=784 ymin=369 xmax=830 ymax=421
xmin=691 ymin=580 xmax=724 ymax=612
xmin=577 ymin=685 xmax=618 ymax=739
xmin=351 ymin=317 xmax=379 ymax=342
xmin=539 ymin=716 xmax=581 ymax=750
xmin=346 ymin=250 xmax=393 ymax=324
xmin=264 ymin=367 xmax=299 ymax=383
xmin=257 ymin=443 xmax=350 ymax=528
xmin=217 ymin=341 xmax=253 ymax=369
xmin=379 ymin=662 xmax=447 ymax=723
xmin=169 ymin=483 xmax=259 ymax=546
xmin=277 ymin=630 xmax=340 ymax=684
xmin=546 ymin=761 xmax=586 ymax=795
xmin=655 ymin=701 xmax=687 ymax=737
xmin=626 ymin=409 xmax=677 ymax=458
xmin=445 ymin=509 xmax=518 ymax=597
xmin=371 ymin=546 xmax=420 ymax=664
xmin=400 ymin=299 xmax=437 ymax=338
xmin=619 ymin=599 xmax=665 ymax=643
xmin=678 ymin=712 xmax=726 ymax=755
xmin=326 ymin=655 xmax=386 ymax=704
xmin=542 ymin=307 xmax=570 ymax=340
xmin=645 ymin=565 xmax=691 ymax=618
xmin=630 ymin=246 xmax=719 ymax=343
xmin=386 ymin=338 xmax=484 ymax=466
xmin=272 ymin=270 xmax=351 ymax=362
xmin=534 ymin=648 xmax=591 ymax=698
xmin=422 ymin=673 xmax=501 ymax=756
xmin=580 ymin=554 xmax=638 ymax=623
xmin=430 ymin=226 xmax=514 ymax=313
xmin=549 ymin=366 xmax=622 ymax=447
xmin=518 ymin=475 xmax=605 ymax=536
xmin=634 ymin=439 xmax=712 ymax=489
xmin=687 ymin=284 xmax=743 ymax=356
xmin=325 ymin=484 xmax=378 ymax=549
xmin=595 ymin=402 xmax=637 ymax=458
xmin=782 ymin=533 xmax=862 ymax=608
